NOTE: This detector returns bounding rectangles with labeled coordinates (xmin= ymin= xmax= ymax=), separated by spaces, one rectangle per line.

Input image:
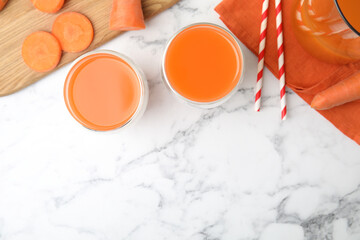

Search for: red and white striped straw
xmin=255 ymin=0 xmax=269 ymax=112
xmin=274 ymin=0 xmax=287 ymax=120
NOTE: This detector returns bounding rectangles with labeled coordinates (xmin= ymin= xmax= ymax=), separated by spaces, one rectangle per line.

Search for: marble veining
xmin=0 ymin=0 xmax=359 ymax=240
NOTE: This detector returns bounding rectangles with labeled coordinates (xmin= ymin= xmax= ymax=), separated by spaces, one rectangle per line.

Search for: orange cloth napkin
xmin=215 ymin=0 xmax=360 ymax=145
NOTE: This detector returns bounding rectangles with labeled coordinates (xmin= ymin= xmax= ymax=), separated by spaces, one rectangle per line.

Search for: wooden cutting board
xmin=0 ymin=0 xmax=178 ymax=97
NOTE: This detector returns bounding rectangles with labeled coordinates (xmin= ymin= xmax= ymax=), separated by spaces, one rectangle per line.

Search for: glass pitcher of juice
xmin=292 ymin=0 xmax=360 ymax=64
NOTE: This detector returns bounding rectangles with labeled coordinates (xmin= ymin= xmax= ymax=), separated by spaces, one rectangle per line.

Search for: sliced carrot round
xmin=31 ymin=0 xmax=64 ymax=13
xmin=52 ymin=12 xmax=94 ymax=53
xmin=22 ymin=31 xmax=62 ymax=72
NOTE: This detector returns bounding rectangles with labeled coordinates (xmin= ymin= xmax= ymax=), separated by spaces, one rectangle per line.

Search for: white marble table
xmin=0 ymin=1 xmax=360 ymax=239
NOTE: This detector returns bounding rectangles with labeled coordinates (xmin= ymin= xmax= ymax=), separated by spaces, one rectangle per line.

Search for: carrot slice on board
xmin=110 ymin=0 xmax=146 ymax=31
xmin=31 ymin=0 xmax=64 ymax=13
xmin=22 ymin=31 xmax=62 ymax=72
xmin=0 ymin=0 xmax=8 ymax=11
xmin=52 ymin=12 xmax=94 ymax=53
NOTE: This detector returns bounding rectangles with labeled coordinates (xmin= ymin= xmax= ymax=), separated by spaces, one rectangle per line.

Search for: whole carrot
xmin=311 ymin=71 xmax=360 ymax=110
xmin=0 ymin=0 xmax=8 ymax=11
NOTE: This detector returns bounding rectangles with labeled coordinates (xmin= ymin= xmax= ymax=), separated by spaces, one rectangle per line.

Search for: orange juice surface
xmin=164 ymin=24 xmax=243 ymax=103
xmin=64 ymin=53 xmax=141 ymax=131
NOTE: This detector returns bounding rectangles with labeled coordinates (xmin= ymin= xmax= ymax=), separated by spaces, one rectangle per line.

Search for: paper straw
xmin=255 ymin=0 xmax=270 ymax=112
xmin=274 ymin=0 xmax=287 ymax=120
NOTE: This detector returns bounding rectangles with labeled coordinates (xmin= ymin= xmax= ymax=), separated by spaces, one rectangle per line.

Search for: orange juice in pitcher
xmin=292 ymin=0 xmax=360 ymax=64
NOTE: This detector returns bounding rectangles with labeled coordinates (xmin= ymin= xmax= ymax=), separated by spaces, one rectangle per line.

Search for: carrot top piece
xmin=22 ymin=31 xmax=62 ymax=72
xmin=31 ymin=0 xmax=64 ymax=13
xmin=110 ymin=0 xmax=146 ymax=31
xmin=52 ymin=12 xmax=94 ymax=53
xmin=0 ymin=0 xmax=9 ymax=11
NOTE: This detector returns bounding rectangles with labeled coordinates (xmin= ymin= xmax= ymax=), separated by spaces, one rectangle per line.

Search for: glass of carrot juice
xmin=162 ymin=23 xmax=244 ymax=108
xmin=64 ymin=50 xmax=149 ymax=131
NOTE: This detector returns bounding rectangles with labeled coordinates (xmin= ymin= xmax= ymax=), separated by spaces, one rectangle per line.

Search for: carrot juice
xmin=64 ymin=51 xmax=148 ymax=131
xmin=336 ymin=0 xmax=360 ymax=35
xmin=292 ymin=0 xmax=360 ymax=64
xmin=162 ymin=23 xmax=244 ymax=107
